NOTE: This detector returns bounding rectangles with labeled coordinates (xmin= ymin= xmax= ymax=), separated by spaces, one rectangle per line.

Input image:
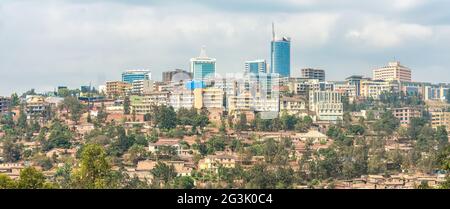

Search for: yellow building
xmin=106 ymin=81 xmax=131 ymax=98
xmin=431 ymin=110 xmax=450 ymax=131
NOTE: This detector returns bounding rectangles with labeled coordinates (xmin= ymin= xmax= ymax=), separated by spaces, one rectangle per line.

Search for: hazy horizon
xmin=1 ymin=0 xmax=450 ymax=96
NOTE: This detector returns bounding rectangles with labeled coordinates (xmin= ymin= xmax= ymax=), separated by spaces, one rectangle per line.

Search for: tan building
xmin=373 ymin=61 xmax=412 ymax=82
xmin=391 ymin=107 xmax=423 ymax=126
xmin=431 ymin=110 xmax=450 ymax=131
xmin=280 ymin=96 xmax=308 ymax=117
xmin=106 ymin=81 xmax=131 ymax=98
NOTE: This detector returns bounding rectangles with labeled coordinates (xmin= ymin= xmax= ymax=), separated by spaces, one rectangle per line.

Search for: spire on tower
xmin=199 ymin=45 xmax=207 ymax=58
xmin=272 ymin=22 xmax=275 ymax=41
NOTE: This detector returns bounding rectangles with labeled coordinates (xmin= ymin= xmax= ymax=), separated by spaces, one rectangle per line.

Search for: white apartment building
xmin=360 ymin=79 xmax=393 ymax=99
xmin=169 ymin=89 xmax=194 ymax=111
xmin=131 ymin=80 xmax=154 ymax=95
xmin=309 ymin=90 xmax=343 ymax=122
xmin=131 ymin=92 xmax=170 ymax=114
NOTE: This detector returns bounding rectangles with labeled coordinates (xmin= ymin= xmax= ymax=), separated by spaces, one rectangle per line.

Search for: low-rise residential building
xmin=0 ymin=163 xmax=25 ymax=179
xmin=25 ymin=95 xmax=50 ymax=119
xmin=198 ymin=153 xmax=236 ymax=173
xmin=148 ymin=139 xmax=189 ymax=156
xmin=391 ymin=107 xmax=423 ymax=126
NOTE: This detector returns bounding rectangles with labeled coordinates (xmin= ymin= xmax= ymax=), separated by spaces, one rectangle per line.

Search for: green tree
xmin=43 ymin=120 xmax=72 ymax=151
xmin=17 ymin=105 xmax=28 ymax=130
xmin=75 ymin=144 xmax=111 ymax=189
xmin=0 ymin=174 xmax=17 ymax=189
xmin=17 ymin=167 xmax=46 ymax=189
xmin=124 ymin=96 xmax=131 ymax=115
xmin=435 ymin=126 xmax=449 ymax=150
xmin=236 ymin=113 xmax=248 ymax=131
xmin=62 ymin=97 xmax=84 ymax=124
xmin=280 ymin=112 xmax=297 ymax=131
xmin=151 ymin=162 xmax=177 ymax=186
xmin=174 ymin=176 xmax=195 ymax=189
xmin=372 ymin=111 xmax=400 ymax=135
xmin=407 ymin=117 xmax=428 ymax=140
xmin=10 ymin=93 xmax=20 ymax=107
xmin=2 ymin=139 xmax=23 ymax=162
xmin=156 ymin=106 xmax=177 ymax=130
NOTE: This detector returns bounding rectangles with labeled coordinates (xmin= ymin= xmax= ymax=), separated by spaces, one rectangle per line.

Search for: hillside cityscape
xmin=1 ymin=23 xmax=450 ymax=190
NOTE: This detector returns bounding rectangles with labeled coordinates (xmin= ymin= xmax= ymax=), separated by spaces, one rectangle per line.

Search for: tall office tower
xmin=162 ymin=69 xmax=193 ymax=83
xmin=373 ymin=61 xmax=412 ymax=82
xmin=122 ymin=70 xmax=151 ymax=84
xmin=301 ymin=68 xmax=325 ymax=82
xmin=271 ymin=23 xmax=291 ymax=78
xmin=190 ymin=47 xmax=216 ymax=81
xmin=245 ymin=60 xmax=267 ymax=75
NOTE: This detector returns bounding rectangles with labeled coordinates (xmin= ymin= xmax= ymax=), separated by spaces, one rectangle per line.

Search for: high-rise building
xmin=162 ymin=69 xmax=192 ymax=83
xmin=373 ymin=61 xmax=412 ymax=82
xmin=301 ymin=68 xmax=325 ymax=82
xmin=122 ymin=70 xmax=151 ymax=84
xmin=245 ymin=60 xmax=267 ymax=75
xmin=190 ymin=47 xmax=216 ymax=81
xmin=271 ymin=23 xmax=291 ymax=78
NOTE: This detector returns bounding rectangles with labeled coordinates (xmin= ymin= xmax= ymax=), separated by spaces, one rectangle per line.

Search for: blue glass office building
xmin=271 ymin=37 xmax=291 ymax=78
xmin=122 ymin=70 xmax=151 ymax=84
xmin=245 ymin=60 xmax=267 ymax=75
xmin=190 ymin=47 xmax=216 ymax=81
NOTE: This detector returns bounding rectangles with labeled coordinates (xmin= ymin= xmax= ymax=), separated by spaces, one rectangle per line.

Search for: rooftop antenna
xmin=272 ymin=22 xmax=276 ymax=41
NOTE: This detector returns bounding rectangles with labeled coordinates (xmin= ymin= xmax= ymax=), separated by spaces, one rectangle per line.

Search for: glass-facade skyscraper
xmin=270 ymin=23 xmax=291 ymax=78
xmin=122 ymin=70 xmax=151 ymax=84
xmin=271 ymin=37 xmax=291 ymax=78
xmin=191 ymin=47 xmax=216 ymax=81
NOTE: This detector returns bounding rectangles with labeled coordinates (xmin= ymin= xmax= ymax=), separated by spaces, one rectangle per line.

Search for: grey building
xmin=0 ymin=97 xmax=11 ymax=114
xmin=162 ymin=69 xmax=193 ymax=83
xmin=301 ymin=68 xmax=325 ymax=82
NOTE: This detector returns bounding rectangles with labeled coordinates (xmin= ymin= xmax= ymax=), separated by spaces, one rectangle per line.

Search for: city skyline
xmin=2 ymin=0 xmax=450 ymax=96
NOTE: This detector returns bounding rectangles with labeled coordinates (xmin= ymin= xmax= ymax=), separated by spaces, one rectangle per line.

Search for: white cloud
xmin=392 ymin=0 xmax=426 ymax=10
xmin=346 ymin=19 xmax=433 ymax=48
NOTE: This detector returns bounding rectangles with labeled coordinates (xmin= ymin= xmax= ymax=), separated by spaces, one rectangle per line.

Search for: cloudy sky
xmin=1 ymin=0 xmax=450 ymax=96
